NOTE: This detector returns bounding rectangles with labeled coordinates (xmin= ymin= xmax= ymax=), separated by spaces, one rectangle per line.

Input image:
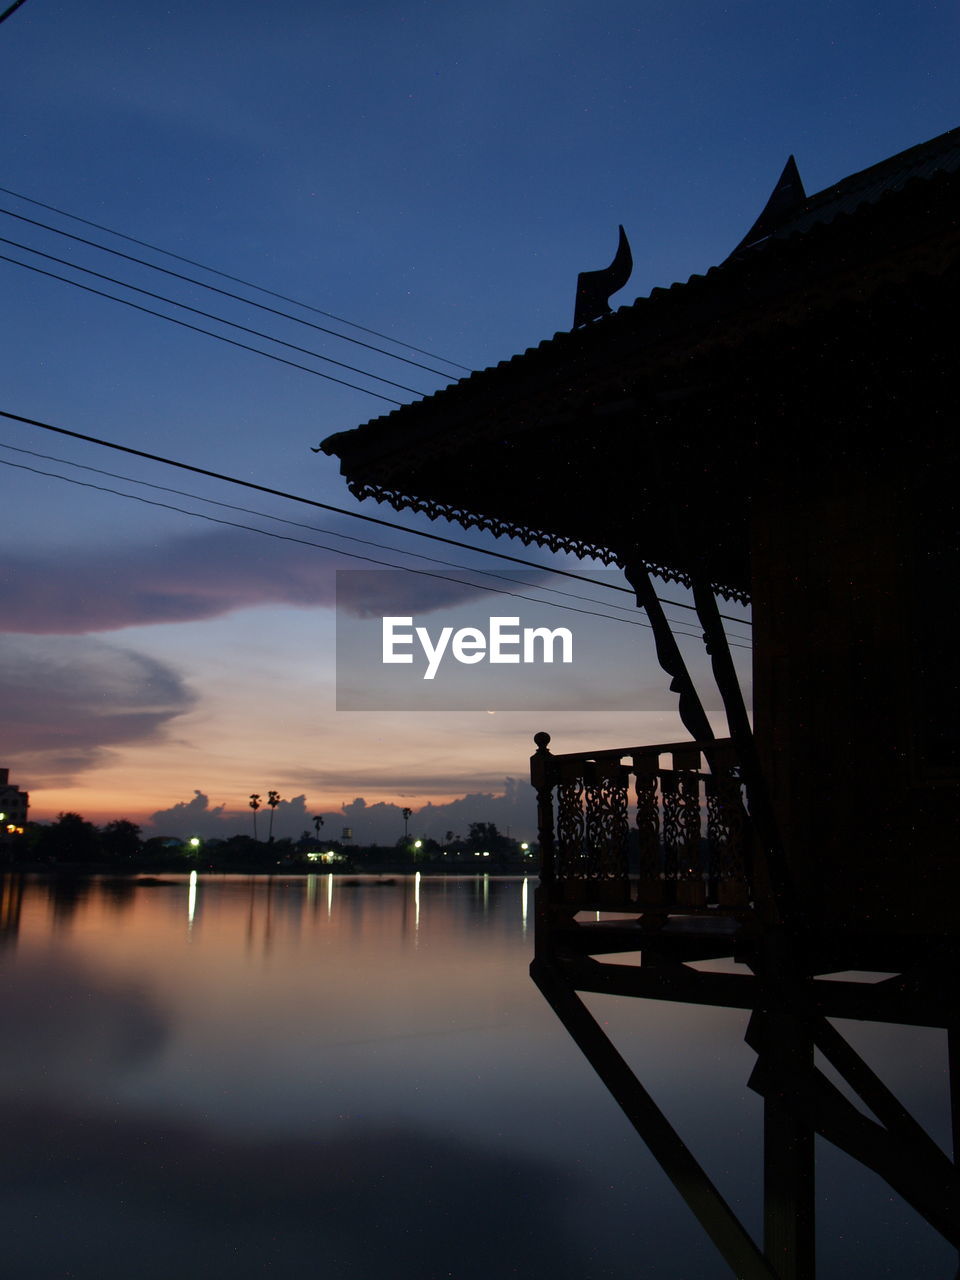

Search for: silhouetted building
xmin=323 ymin=124 xmax=960 ymax=939
xmin=321 ymin=128 xmax=960 ymax=1278
xmin=0 ymin=767 xmax=29 ymax=830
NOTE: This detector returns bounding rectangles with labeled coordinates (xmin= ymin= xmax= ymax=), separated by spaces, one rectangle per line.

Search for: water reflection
xmin=187 ymin=868 xmax=197 ymax=928
xmin=0 ymin=873 xmax=951 ymax=1279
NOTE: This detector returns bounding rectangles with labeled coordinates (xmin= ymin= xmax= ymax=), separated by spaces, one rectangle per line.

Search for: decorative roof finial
xmin=573 ymin=225 xmax=633 ymax=328
xmin=729 ymin=155 xmax=806 ymax=257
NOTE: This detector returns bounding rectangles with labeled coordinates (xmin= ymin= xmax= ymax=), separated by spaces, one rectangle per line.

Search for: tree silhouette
xmin=100 ymin=819 xmax=141 ymax=861
xmin=401 ymin=807 xmax=412 ymax=842
xmin=267 ymin=790 xmax=282 ymax=842
xmin=35 ymin=812 xmax=101 ymax=863
xmin=313 ymin=814 xmax=324 ymax=842
xmin=249 ymin=794 xmax=261 ymax=841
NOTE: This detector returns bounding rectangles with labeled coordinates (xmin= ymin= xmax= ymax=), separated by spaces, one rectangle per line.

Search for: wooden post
xmin=532 ymin=959 xmax=781 ymax=1280
xmin=760 ymin=1010 xmax=816 ymax=1280
xmin=530 ymin=731 xmax=556 ymax=890
xmin=624 ymin=559 xmax=717 ymax=747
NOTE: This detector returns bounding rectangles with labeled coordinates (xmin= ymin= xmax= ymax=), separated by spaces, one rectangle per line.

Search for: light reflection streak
xmin=414 ymin=870 xmax=421 ymax=935
xmin=327 ymin=872 xmax=334 ymax=918
xmin=521 ymin=877 xmax=528 ymax=936
xmin=187 ymin=869 xmax=197 ymax=929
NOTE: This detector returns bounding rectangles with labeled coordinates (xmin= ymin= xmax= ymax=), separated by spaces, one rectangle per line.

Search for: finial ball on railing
xmin=533 ymin=731 xmax=551 ymax=751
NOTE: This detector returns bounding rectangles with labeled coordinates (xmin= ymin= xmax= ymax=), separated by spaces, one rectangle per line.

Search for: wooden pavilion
xmin=321 ymin=127 xmax=960 ymax=1278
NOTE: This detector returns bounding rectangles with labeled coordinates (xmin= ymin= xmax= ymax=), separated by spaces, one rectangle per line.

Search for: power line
xmin=0 ymin=407 xmax=753 ymax=627
xmin=0 ymin=202 xmax=464 ymax=379
xmin=0 ymin=439 xmax=751 ymax=644
xmin=3 ymin=455 xmax=737 ymax=639
xmin=0 ymin=253 xmax=406 ymax=405
xmin=0 ymin=183 xmax=471 ymax=371
xmin=0 ymin=0 xmax=29 ymax=27
xmin=0 ymin=234 xmax=428 ymax=396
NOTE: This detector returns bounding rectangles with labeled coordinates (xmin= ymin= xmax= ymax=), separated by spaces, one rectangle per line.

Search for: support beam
xmin=531 ymin=957 xmax=782 ymax=1280
xmin=748 ymin=1014 xmax=960 ymax=1248
xmin=760 ymin=1011 xmax=816 ymax=1279
xmin=691 ymin=575 xmax=793 ymax=925
xmin=624 ymin=560 xmax=717 ymax=748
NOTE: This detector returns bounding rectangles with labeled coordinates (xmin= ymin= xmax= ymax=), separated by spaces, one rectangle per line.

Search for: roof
xmin=734 ymin=124 xmax=960 ymax=250
xmin=321 ymin=127 xmax=960 ymax=600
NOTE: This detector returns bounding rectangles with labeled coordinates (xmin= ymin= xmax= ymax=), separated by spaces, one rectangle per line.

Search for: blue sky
xmin=0 ymin=0 xmax=956 ymax=834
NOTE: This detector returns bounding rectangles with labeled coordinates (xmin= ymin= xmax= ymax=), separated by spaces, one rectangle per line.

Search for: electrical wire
xmin=0 ymin=408 xmax=753 ymax=628
xmin=0 ymin=0 xmax=28 ymax=26
xmin=0 ymin=183 xmax=471 ymax=371
xmin=3 ymin=455 xmax=749 ymax=642
xmin=0 ymin=253 xmax=405 ymax=405
xmin=0 ymin=203 xmax=463 ymax=379
xmin=0 ymin=438 xmax=752 ymax=644
xmin=0 ymin=234 xmax=428 ymax=396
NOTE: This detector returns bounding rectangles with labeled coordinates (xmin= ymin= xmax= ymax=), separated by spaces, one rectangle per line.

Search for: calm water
xmin=0 ymin=873 xmax=953 ymax=1279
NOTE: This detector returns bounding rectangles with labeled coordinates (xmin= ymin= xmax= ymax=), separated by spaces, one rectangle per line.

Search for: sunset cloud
xmin=0 ymin=528 xmax=511 ymax=635
xmin=0 ymin=636 xmax=196 ymax=784
xmin=0 ymin=529 xmax=342 ymax=635
xmin=142 ymin=782 xmax=538 ymax=843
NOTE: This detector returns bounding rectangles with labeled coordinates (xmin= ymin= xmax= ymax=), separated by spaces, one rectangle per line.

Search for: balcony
xmin=530 ymin=734 xmax=755 ymax=916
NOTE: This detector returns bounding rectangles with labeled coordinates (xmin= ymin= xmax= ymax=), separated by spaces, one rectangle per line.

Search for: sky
xmin=1 ymin=0 xmax=957 ymax=840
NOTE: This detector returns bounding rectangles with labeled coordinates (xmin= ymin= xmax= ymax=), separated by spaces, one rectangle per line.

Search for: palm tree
xmin=267 ymin=790 xmax=282 ymax=842
xmin=249 ymin=794 xmax=261 ymax=841
xmin=313 ymin=815 xmax=324 ymax=842
xmin=401 ymin=807 xmax=412 ymax=842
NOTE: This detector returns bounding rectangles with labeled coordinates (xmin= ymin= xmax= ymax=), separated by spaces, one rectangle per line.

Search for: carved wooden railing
xmin=531 ymin=733 xmax=754 ymax=912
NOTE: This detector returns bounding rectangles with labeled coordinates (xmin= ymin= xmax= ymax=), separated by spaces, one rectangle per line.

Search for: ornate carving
xmin=661 ymin=771 xmax=682 ymax=882
xmin=555 ymin=777 xmax=585 ymax=880
xmin=678 ymin=772 xmax=703 ymax=881
xmin=583 ymin=766 xmax=630 ymax=881
xmin=706 ymin=769 xmax=750 ymax=902
xmin=345 ymin=480 xmax=752 ymax=604
xmin=634 ymin=762 xmax=661 ymax=882
xmin=532 ymin=737 xmax=752 ymax=914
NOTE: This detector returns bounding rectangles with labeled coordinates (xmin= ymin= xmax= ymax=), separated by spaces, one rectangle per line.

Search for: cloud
xmin=337 ymin=781 xmax=536 ymax=845
xmin=335 ymin=567 xmax=535 ymax=619
xmin=0 ymin=527 xmax=345 ymax=635
xmin=148 ymin=791 xmax=318 ymax=841
xmin=144 ymin=782 xmax=539 ymax=843
xmin=0 ymin=636 xmax=195 ymax=785
xmin=0 ymin=527 xmax=524 ymax=636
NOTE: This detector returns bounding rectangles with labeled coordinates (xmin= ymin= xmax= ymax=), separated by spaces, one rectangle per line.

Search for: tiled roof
xmin=320 ymin=125 xmax=960 ymax=594
xmin=744 ymin=124 xmax=960 ymax=247
xmin=324 ymin=125 xmax=960 ymax=455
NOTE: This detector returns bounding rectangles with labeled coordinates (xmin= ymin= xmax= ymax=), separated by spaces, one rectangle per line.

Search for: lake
xmin=0 ymin=873 xmax=953 ymax=1278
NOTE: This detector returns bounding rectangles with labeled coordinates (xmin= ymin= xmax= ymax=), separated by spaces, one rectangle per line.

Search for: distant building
xmin=0 ymin=768 xmax=28 ymax=832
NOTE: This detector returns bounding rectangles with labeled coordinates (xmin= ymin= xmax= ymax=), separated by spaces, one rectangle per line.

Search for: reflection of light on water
xmin=327 ymin=872 xmax=334 ymax=917
xmin=521 ymin=877 xmax=528 ymax=936
xmin=483 ymin=874 xmax=489 ymax=913
xmin=414 ymin=870 xmax=421 ymax=934
xmin=306 ymin=874 xmax=317 ymax=907
xmin=188 ymin=869 xmax=197 ymax=928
